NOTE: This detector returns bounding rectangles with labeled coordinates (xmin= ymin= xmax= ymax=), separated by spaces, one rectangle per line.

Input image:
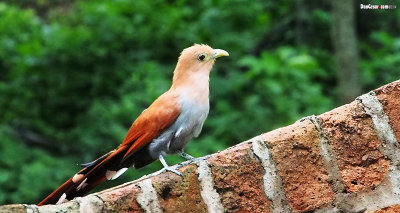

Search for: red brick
xmin=208 ymin=143 xmax=271 ymax=213
xmin=318 ymin=101 xmax=390 ymax=193
xmin=373 ymin=205 xmax=400 ymax=213
xmin=151 ymin=164 xmax=208 ymax=213
xmin=261 ymin=120 xmax=335 ymax=212
xmin=99 ymin=183 xmax=144 ymax=213
xmin=375 ymin=80 xmax=400 ymax=144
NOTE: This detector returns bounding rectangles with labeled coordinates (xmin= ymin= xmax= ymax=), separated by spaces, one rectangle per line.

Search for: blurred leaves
xmin=362 ymin=31 xmax=400 ymax=90
xmin=237 ymin=47 xmax=332 ymax=131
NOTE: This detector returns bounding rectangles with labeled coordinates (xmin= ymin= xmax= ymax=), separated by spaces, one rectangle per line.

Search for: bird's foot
xmin=159 ymin=155 xmax=183 ymax=177
xmin=160 ymin=167 xmax=183 ymax=177
xmin=178 ymin=151 xmax=195 ymax=160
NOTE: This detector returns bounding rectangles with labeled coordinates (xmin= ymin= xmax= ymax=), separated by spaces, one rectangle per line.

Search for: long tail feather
xmin=38 ymin=146 xmax=128 ymax=206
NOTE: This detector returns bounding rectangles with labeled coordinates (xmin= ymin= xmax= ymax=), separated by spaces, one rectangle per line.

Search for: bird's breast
xmin=147 ymin=89 xmax=210 ymax=159
xmin=167 ymin=95 xmax=209 ymax=152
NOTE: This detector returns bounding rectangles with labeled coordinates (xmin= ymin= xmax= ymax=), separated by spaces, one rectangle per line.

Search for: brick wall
xmin=2 ymin=80 xmax=400 ymax=213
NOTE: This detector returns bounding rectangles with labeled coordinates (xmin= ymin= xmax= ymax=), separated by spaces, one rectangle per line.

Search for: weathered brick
xmin=152 ymin=164 xmax=208 ymax=213
xmin=375 ymin=80 xmax=400 ymax=144
xmin=99 ymin=183 xmax=144 ymax=213
xmin=373 ymin=205 xmax=400 ymax=213
xmin=208 ymin=143 xmax=271 ymax=213
xmin=318 ymin=101 xmax=390 ymax=193
xmin=0 ymin=204 xmax=25 ymax=213
xmin=261 ymin=120 xmax=335 ymax=212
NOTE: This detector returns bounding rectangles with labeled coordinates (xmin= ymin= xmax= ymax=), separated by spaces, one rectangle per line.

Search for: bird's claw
xmin=161 ymin=167 xmax=184 ymax=177
xmin=178 ymin=151 xmax=195 ymax=160
xmin=159 ymin=154 xmax=184 ymax=177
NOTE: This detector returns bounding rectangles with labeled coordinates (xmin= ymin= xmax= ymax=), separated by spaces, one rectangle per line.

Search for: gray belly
xmin=147 ymin=100 xmax=209 ymax=159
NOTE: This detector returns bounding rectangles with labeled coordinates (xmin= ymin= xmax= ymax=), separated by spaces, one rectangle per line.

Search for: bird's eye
xmin=197 ymin=54 xmax=206 ymax=61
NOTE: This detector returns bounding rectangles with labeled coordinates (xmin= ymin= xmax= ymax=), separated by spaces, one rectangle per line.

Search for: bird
xmin=38 ymin=44 xmax=229 ymax=206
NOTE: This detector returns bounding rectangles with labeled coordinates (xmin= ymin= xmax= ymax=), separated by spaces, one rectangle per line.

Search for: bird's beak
xmin=212 ymin=49 xmax=229 ymax=59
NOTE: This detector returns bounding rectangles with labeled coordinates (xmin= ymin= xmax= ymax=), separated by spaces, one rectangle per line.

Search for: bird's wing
xmin=120 ymin=90 xmax=181 ymax=160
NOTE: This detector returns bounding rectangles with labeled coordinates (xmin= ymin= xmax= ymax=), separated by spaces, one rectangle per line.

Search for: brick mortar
xmin=23 ymin=205 xmax=38 ymax=213
xmin=136 ymin=178 xmax=162 ymax=213
xmin=77 ymin=194 xmax=104 ymax=213
xmin=197 ymin=160 xmax=224 ymax=213
xmin=305 ymin=115 xmax=345 ymax=212
xmin=353 ymin=92 xmax=400 ymax=211
xmin=307 ymin=115 xmax=345 ymax=194
xmin=357 ymin=92 xmax=400 ymax=163
xmin=251 ymin=136 xmax=294 ymax=213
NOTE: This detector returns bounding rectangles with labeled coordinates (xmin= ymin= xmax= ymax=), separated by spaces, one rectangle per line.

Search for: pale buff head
xmin=172 ymin=44 xmax=229 ymax=86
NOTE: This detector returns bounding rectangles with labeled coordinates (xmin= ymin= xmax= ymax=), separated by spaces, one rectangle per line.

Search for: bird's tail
xmin=38 ymin=146 xmax=129 ymax=206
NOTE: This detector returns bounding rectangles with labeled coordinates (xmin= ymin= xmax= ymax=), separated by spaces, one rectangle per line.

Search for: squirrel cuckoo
xmin=38 ymin=44 xmax=229 ymax=205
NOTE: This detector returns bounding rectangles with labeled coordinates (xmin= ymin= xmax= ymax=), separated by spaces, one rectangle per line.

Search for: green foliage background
xmin=0 ymin=0 xmax=398 ymax=204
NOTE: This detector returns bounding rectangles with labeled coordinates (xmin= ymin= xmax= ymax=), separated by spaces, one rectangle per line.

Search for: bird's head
xmin=173 ymin=44 xmax=229 ymax=86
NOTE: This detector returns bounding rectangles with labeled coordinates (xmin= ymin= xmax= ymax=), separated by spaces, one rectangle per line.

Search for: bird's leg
xmin=178 ymin=150 xmax=195 ymax=160
xmin=159 ymin=155 xmax=183 ymax=177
